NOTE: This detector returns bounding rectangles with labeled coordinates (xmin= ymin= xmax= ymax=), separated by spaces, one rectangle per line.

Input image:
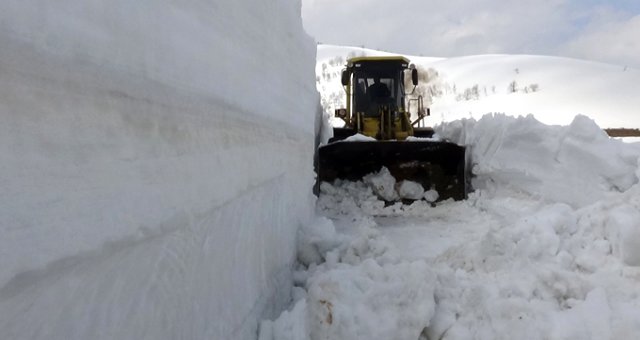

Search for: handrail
xmin=407 ymin=96 xmax=429 ymax=127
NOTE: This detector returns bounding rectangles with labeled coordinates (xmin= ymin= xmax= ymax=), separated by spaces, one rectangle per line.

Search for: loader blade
xmin=317 ymin=140 xmax=469 ymax=201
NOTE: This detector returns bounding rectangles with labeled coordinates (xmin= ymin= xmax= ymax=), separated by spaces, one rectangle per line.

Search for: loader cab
xmin=345 ymin=57 xmax=410 ymax=118
xmin=334 ymin=56 xmax=421 ymax=140
xmin=354 ymin=73 xmax=399 ymax=116
xmin=338 ymin=56 xmax=419 ymax=125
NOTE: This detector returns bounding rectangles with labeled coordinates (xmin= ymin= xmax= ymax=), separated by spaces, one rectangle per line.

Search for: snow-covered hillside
xmin=0 ymin=1 xmax=318 ymax=339
xmin=316 ymin=44 xmax=640 ymax=130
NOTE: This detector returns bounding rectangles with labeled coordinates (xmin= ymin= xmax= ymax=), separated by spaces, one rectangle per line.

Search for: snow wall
xmin=0 ymin=1 xmax=319 ymax=339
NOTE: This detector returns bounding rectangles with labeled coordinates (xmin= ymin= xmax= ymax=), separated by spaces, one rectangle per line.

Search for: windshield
xmin=352 ymin=68 xmax=404 ymax=116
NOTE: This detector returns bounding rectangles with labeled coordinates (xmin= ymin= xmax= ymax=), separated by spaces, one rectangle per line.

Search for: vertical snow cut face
xmin=0 ymin=0 xmax=318 ymax=339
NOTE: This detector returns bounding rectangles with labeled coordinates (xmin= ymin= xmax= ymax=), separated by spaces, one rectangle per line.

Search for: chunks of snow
xmin=423 ymin=189 xmax=440 ymax=203
xmin=549 ymin=288 xmax=612 ymax=340
xmin=297 ymin=217 xmax=342 ymax=267
xmin=396 ymin=180 xmax=425 ymax=200
xmin=306 ymin=259 xmax=436 ymax=340
xmin=363 ymin=167 xmax=399 ymax=201
xmin=327 ymin=168 xmax=438 ymax=203
xmin=262 ymin=217 xmax=436 ymax=340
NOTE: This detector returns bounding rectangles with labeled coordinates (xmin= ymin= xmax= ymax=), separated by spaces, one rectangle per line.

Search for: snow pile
xmin=0 ymin=1 xmax=317 ymax=339
xmin=438 ymin=114 xmax=638 ymax=207
xmin=343 ymin=133 xmax=378 ymax=142
xmin=419 ymin=185 xmax=640 ymax=339
xmin=262 ymin=217 xmax=437 ymax=340
xmin=305 ymin=259 xmax=436 ymax=340
xmin=265 ymin=114 xmax=640 ymax=339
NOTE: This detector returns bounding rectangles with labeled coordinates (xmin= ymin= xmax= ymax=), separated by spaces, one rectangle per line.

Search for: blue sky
xmin=301 ymin=0 xmax=640 ymax=68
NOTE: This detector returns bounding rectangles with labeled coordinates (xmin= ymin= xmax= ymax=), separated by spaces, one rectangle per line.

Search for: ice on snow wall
xmin=0 ymin=1 xmax=318 ymax=339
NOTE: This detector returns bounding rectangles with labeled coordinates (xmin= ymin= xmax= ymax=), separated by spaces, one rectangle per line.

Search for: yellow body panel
xmin=362 ymin=117 xmax=379 ymax=138
xmin=361 ymin=115 xmax=413 ymax=140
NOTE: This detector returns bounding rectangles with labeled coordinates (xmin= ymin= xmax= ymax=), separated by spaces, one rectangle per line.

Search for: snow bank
xmin=0 ymin=1 xmax=317 ymax=339
xmin=438 ymin=114 xmax=639 ymax=207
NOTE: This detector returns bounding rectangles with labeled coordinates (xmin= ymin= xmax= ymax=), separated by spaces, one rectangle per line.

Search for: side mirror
xmin=335 ymin=108 xmax=348 ymax=119
xmin=341 ymin=70 xmax=350 ymax=86
xmin=411 ymin=68 xmax=418 ymax=86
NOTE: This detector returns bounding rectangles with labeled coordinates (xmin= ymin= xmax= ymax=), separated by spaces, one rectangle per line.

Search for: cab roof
xmin=347 ymin=56 xmax=411 ymax=69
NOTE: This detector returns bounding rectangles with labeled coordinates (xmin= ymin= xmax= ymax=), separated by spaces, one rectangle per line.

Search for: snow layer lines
xmin=0 ymin=1 xmax=318 ymax=339
xmin=262 ymin=114 xmax=640 ymax=339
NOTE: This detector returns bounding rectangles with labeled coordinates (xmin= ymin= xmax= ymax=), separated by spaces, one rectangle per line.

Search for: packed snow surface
xmin=262 ymin=114 xmax=640 ymax=339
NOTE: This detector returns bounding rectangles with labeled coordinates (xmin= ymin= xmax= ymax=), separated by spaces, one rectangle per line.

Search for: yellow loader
xmin=317 ymin=56 xmax=469 ymax=201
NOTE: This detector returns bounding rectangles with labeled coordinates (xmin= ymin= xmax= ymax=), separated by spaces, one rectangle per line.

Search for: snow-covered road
xmin=261 ymin=114 xmax=640 ymax=340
